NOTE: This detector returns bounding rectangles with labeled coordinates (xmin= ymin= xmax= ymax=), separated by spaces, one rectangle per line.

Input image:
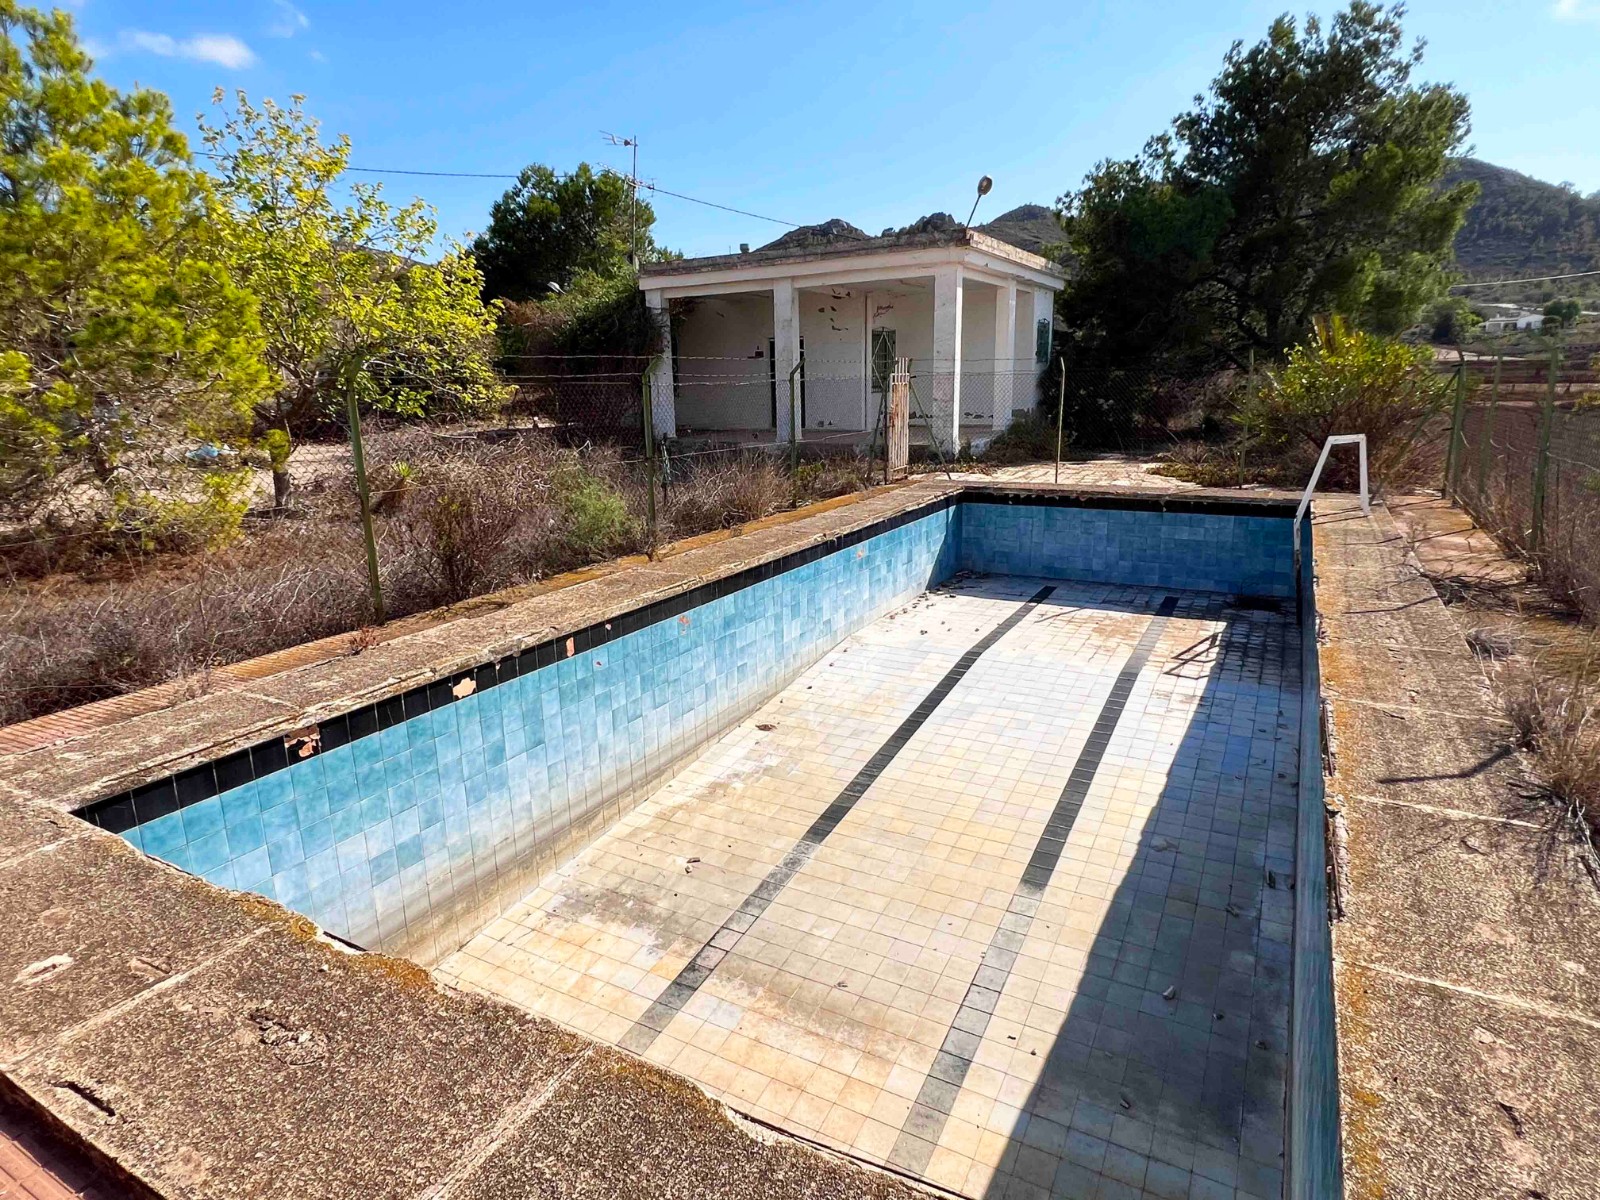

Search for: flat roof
xmin=639 ymin=226 xmax=1065 ymax=283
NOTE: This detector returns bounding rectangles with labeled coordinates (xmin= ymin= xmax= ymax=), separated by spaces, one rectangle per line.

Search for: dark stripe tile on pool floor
xmin=439 ymin=579 xmax=1298 ymax=1199
xmin=618 ymin=584 xmax=1057 ymax=1056
xmin=887 ymin=595 xmax=1178 ymax=1176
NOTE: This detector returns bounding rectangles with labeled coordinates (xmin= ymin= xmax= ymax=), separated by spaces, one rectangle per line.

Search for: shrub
xmin=664 ymin=454 xmax=792 ymax=531
xmin=559 ymin=467 xmax=639 ymax=556
xmin=0 ymin=436 xmax=876 ymax=727
xmin=981 ymin=411 xmax=1061 ymax=465
xmin=1238 ymin=316 xmax=1450 ymax=490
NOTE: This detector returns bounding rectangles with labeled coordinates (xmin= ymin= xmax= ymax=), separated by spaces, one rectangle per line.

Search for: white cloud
xmin=268 ymin=1 xmax=309 ymax=38
xmin=119 ymin=30 xmax=257 ymax=69
xmin=308 ymin=48 xmax=327 ymax=63
xmin=1554 ymin=0 xmax=1600 ymax=20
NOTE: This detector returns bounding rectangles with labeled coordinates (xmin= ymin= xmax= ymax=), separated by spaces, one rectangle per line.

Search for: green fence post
xmin=641 ymin=363 xmax=659 ymax=557
xmin=1529 ymin=346 xmax=1559 ymax=554
xmin=1475 ymin=353 xmax=1501 ymax=504
xmin=1053 ymin=356 xmax=1067 ymax=484
xmin=344 ymin=378 xmax=385 ymax=625
xmin=1443 ymin=360 xmax=1467 ymax=501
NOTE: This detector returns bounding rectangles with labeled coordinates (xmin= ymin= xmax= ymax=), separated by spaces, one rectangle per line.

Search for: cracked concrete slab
xmin=448 ymin=1048 xmax=925 ymax=1200
xmin=1322 ymin=497 xmax=1600 ymax=1200
xmin=0 ymin=836 xmax=267 ymax=1064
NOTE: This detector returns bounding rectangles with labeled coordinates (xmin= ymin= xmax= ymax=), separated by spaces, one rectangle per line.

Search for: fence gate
xmin=885 ymin=357 xmax=910 ymax=482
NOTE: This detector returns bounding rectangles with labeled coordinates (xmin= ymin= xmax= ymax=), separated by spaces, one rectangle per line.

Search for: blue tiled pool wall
xmin=1288 ymin=515 xmax=1343 ymax=1197
xmin=98 ymin=502 xmax=963 ymax=962
xmin=958 ymin=497 xmax=1297 ymax=598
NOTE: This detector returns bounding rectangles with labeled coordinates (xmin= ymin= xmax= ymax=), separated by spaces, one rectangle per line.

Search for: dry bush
xmin=1150 ymin=440 xmax=1251 ymax=488
xmin=981 ymin=411 xmax=1060 ymax=465
xmin=662 ymin=451 xmax=871 ymax=536
xmin=0 ymin=524 xmax=377 ymax=725
xmin=664 ymin=453 xmax=790 ymax=532
xmin=0 ymin=434 xmax=874 ymax=727
xmin=368 ymin=428 xmax=644 ymax=605
xmin=790 ymin=455 xmax=875 ymax=504
xmin=1504 ymin=650 xmax=1600 ymax=851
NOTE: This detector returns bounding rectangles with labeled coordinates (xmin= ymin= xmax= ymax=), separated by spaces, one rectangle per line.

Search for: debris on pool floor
xmin=439 ymin=575 xmax=1298 ymax=1199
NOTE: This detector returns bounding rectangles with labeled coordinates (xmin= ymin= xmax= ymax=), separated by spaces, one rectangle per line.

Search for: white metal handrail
xmin=1293 ymin=434 xmax=1369 ymax=574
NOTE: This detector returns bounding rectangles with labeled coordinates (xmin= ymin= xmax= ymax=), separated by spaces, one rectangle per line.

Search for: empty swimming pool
xmin=438 ymin=574 xmax=1296 ymax=1198
xmin=77 ymin=489 xmax=1309 ymax=1199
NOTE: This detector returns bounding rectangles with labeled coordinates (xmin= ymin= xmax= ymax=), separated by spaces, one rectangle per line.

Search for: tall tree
xmin=201 ymin=91 xmax=506 ymax=506
xmin=0 ymin=2 xmax=268 ymax=540
xmin=472 ymin=163 xmax=659 ymax=303
xmin=1058 ymin=2 xmax=1476 ymax=370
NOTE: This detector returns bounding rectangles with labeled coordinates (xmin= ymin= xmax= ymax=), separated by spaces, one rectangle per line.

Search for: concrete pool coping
xmin=0 ymin=477 xmax=1398 ymax=1200
xmin=1317 ymin=499 xmax=1600 ymax=1199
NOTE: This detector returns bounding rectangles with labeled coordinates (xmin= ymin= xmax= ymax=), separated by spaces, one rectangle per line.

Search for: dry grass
xmin=1503 ymin=642 xmax=1600 ymax=835
xmin=0 ymin=438 xmax=877 ymax=727
xmin=662 ymin=451 xmax=873 ymax=536
xmin=1439 ymin=566 xmax=1600 ymax=862
xmin=980 ymin=412 xmax=1060 ymax=466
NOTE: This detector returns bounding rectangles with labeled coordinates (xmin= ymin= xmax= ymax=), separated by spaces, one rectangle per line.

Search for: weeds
xmin=0 ymin=438 xmax=878 ymax=725
xmin=982 ymin=412 xmax=1061 ymax=466
xmin=1504 ymin=649 xmax=1600 ymax=871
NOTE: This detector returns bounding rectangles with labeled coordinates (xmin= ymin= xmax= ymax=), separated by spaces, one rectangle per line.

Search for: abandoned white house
xmin=638 ymin=217 xmax=1066 ymax=451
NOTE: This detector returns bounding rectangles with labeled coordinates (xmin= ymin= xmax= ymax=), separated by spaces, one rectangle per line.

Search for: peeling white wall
xmin=673 ymin=292 xmax=774 ymax=430
xmin=799 ymin=286 xmax=866 ymax=430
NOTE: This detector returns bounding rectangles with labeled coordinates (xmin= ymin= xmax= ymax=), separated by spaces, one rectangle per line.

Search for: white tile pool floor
xmin=437 ymin=576 xmax=1298 ymax=1199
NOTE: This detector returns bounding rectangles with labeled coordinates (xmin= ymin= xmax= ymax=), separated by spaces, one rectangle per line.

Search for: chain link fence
xmin=1442 ymin=344 xmax=1600 ymax=623
xmin=1 ymin=348 xmax=1252 ymax=727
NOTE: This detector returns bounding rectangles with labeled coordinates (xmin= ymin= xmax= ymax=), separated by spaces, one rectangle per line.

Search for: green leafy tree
xmin=472 ymin=163 xmax=661 ymax=303
xmin=1543 ymin=298 xmax=1581 ymax=329
xmin=1426 ymin=297 xmax=1481 ymax=343
xmin=1058 ymin=2 xmax=1476 ymax=371
xmin=0 ymin=2 xmax=268 ymax=542
xmin=201 ymin=91 xmax=506 ymax=507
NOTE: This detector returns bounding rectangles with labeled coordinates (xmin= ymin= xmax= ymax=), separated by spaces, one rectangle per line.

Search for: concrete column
xmin=991 ymin=282 xmax=1018 ymax=430
xmin=931 ymin=266 xmax=963 ymax=449
xmin=771 ymin=278 xmax=799 ymax=440
xmin=644 ymin=290 xmax=675 ymax=439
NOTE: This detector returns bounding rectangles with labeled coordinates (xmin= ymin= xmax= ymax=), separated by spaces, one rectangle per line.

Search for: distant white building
xmin=1480 ymin=311 xmax=1547 ymax=334
xmin=637 ymin=220 xmax=1065 ymax=449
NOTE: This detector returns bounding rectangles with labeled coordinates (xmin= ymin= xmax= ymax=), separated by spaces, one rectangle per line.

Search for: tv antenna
xmin=602 ymin=132 xmax=640 ymax=269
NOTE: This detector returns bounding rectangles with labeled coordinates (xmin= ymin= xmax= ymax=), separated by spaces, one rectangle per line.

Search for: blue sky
xmin=71 ymin=0 xmax=1600 ymax=259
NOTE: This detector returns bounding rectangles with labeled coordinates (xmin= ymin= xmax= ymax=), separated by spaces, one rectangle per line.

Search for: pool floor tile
xmin=437 ymin=575 xmax=1297 ymax=1199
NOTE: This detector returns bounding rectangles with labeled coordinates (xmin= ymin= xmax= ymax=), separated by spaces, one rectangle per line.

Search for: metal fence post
xmin=1054 ymin=355 xmax=1066 ymax=484
xmin=1444 ymin=360 xmax=1467 ymax=500
xmin=343 ymin=379 xmax=385 ymax=625
xmin=1475 ymin=353 xmax=1501 ymax=504
xmin=1529 ymin=346 xmax=1559 ymax=553
xmin=640 ymin=363 xmax=659 ymax=556
xmin=787 ymin=360 xmax=803 ymax=471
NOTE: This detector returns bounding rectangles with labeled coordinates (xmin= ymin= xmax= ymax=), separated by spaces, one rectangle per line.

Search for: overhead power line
xmin=1451 ymin=269 xmax=1600 ymax=289
xmin=636 ymin=180 xmax=797 ymax=227
xmin=195 ymin=151 xmax=800 ymax=228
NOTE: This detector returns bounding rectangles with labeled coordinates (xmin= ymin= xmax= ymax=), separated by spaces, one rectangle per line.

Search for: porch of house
xmin=663 ymin=421 xmax=1007 ymax=459
xmin=639 ymin=233 xmax=1064 ymax=454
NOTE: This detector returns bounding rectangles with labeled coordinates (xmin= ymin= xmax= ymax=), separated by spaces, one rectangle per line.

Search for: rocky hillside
xmin=1448 ymin=157 xmax=1600 ymax=283
xmin=977 ymin=204 xmax=1066 ymax=256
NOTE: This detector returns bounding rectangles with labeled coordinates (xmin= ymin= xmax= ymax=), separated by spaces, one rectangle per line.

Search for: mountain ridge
xmin=1445 ymin=156 xmax=1600 ymax=285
